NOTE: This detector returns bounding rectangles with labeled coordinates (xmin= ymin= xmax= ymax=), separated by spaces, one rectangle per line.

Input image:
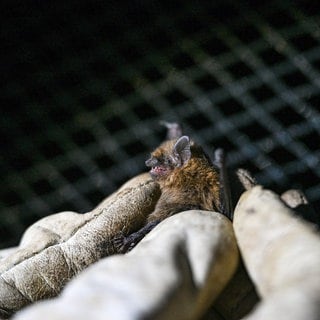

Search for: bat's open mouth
xmin=150 ymin=166 xmax=169 ymax=176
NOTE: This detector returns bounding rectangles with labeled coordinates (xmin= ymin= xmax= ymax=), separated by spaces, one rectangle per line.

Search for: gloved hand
xmin=0 ymin=173 xmax=160 ymax=318
xmin=233 ymin=186 xmax=320 ymax=320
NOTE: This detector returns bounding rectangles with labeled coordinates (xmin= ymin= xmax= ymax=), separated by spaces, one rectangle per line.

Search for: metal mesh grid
xmin=1 ymin=0 xmax=320 ymax=248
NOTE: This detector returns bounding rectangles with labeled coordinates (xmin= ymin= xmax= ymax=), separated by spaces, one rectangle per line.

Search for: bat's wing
xmin=212 ymin=149 xmax=233 ymax=220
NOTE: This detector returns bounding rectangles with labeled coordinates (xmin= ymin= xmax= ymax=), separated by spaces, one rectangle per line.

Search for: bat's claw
xmin=113 ymin=233 xmax=140 ymax=253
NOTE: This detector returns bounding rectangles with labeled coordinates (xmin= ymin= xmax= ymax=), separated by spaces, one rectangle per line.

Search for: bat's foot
xmin=113 ymin=221 xmax=161 ymax=253
xmin=113 ymin=232 xmax=142 ymax=253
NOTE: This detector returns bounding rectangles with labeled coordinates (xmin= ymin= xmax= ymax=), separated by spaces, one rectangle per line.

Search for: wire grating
xmin=1 ymin=0 xmax=320 ymax=248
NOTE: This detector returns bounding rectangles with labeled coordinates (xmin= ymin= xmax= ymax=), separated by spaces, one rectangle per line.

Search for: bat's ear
xmin=173 ymin=136 xmax=191 ymax=166
xmin=160 ymin=121 xmax=183 ymax=140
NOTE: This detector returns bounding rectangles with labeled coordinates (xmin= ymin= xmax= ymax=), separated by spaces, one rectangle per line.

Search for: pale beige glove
xmin=3 ymin=169 xmax=319 ymax=320
xmin=233 ymin=186 xmax=320 ymax=320
xmin=0 ymin=173 xmax=160 ymax=318
xmin=13 ymin=210 xmax=238 ymax=320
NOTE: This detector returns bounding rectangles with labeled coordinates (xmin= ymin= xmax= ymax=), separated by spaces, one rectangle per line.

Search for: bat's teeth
xmin=151 ymin=166 xmax=164 ymax=174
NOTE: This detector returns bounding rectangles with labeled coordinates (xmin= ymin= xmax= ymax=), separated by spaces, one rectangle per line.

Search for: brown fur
xmin=147 ymin=139 xmax=221 ymax=222
xmin=114 ymin=135 xmax=224 ymax=253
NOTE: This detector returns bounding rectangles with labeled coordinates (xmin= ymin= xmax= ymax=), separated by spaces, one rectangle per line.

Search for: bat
xmin=115 ymin=122 xmax=234 ymax=253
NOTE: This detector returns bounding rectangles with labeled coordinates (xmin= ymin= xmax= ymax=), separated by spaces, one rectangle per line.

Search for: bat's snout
xmin=145 ymin=157 xmax=159 ymax=168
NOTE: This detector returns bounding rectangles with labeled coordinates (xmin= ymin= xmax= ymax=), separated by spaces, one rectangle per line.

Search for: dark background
xmin=1 ymin=0 xmax=320 ymax=248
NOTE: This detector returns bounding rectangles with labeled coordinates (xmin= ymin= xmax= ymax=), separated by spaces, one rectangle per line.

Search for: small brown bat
xmin=115 ymin=122 xmax=233 ymax=252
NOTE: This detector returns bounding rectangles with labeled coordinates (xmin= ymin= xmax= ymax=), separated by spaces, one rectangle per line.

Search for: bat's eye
xmin=162 ymin=156 xmax=178 ymax=168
